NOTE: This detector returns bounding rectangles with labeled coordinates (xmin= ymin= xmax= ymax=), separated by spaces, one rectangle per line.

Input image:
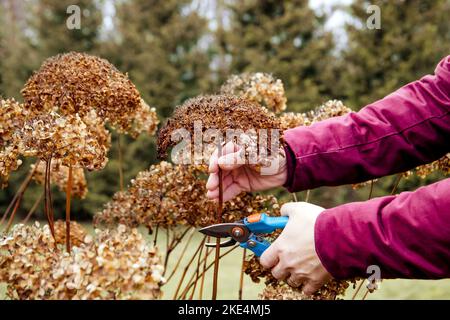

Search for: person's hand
xmin=260 ymin=202 xmax=332 ymax=295
xmin=206 ymin=141 xmax=287 ymax=202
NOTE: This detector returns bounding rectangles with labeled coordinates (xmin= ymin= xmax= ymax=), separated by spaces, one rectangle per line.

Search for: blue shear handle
xmin=240 ymin=235 xmax=271 ymax=257
xmin=244 ymin=213 xmax=288 ymax=234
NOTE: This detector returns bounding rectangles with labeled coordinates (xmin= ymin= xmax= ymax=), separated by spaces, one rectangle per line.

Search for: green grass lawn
xmin=1 ymin=224 xmax=449 ymax=300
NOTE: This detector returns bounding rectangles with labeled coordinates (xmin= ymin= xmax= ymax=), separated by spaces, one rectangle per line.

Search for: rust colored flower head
xmin=0 ymin=223 xmax=164 ymax=300
xmin=220 ymin=73 xmax=287 ymax=113
xmin=157 ymin=95 xmax=281 ymax=159
xmin=15 ymin=112 xmax=109 ymax=170
xmin=279 ymin=100 xmax=352 ymax=131
xmin=31 ymin=160 xmax=88 ymax=199
xmin=21 ymin=52 xmax=158 ymax=136
xmin=0 ymin=99 xmax=28 ymax=187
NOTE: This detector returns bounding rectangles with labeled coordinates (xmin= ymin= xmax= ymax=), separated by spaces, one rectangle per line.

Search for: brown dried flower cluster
xmin=15 ymin=112 xmax=109 ymax=170
xmin=31 ymin=161 xmax=88 ymax=199
xmin=279 ymin=100 xmax=352 ymax=130
xmin=0 ymin=223 xmax=164 ymax=300
xmin=53 ymin=220 xmax=89 ymax=247
xmin=0 ymin=99 xmax=29 ymax=187
xmin=259 ymin=281 xmax=351 ymax=300
xmin=22 ymin=52 xmax=158 ymax=136
xmin=244 ymin=254 xmax=351 ymax=300
xmin=157 ymin=95 xmax=281 ymax=159
xmin=414 ymin=153 xmax=450 ymax=178
xmin=220 ymin=73 xmax=287 ymax=113
xmin=94 ymin=161 xmax=280 ymax=230
xmin=129 ymin=99 xmax=159 ymax=138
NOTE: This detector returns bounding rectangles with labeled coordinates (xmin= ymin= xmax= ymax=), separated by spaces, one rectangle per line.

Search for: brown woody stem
xmin=351 ymin=280 xmax=365 ymax=300
xmin=22 ymin=191 xmax=44 ymax=224
xmin=166 ymin=227 xmax=196 ymax=283
xmin=212 ymin=157 xmax=224 ymax=300
xmin=390 ymin=174 xmax=402 ymax=195
xmin=1 ymin=160 xmax=40 ymax=228
xmin=238 ymin=248 xmax=246 ymax=300
xmin=180 ymin=245 xmax=239 ymax=298
xmin=44 ymin=159 xmax=56 ymax=243
xmin=189 ymin=237 xmax=206 ymax=300
xmin=117 ymin=134 xmax=124 ymax=192
xmin=65 ymin=165 xmax=73 ymax=252
xmin=173 ymin=236 xmax=206 ymax=299
xmin=198 ymin=237 xmax=210 ymax=300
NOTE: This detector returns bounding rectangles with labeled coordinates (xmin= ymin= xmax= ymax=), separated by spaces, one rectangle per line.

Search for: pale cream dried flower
xmin=31 ymin=160 xmax=88 ymax=199
xmin=414 ymin=153 xmax=450 ymax=178
xmin=0 ymin=99 xmax=28 ymax=187
xmin=15 ymin=112 xmax=109 ymax=171
xmin=221 ymin=73 xmax=287 ymax=113
xmin=0 ymin=223 xmax=164 ymax=300
xmin=279 ymin=100 xmax=352 ymax=130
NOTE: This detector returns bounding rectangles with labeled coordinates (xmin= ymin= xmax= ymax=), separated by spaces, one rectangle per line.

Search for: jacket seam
xmin=295 ymin=110 xmax=450 ymax=160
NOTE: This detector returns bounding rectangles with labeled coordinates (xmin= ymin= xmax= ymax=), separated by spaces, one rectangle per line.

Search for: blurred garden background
xmin=0 ymin=0 xmax=449 ymax=299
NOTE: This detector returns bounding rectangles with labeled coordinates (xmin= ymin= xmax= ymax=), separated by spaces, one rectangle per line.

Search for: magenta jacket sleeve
xmin=282 ymin=56 xmax=450 ymax=280
xmin=283 ymin=56 xmax=450 ymax=192
xmin=315 ymin=179 xmax=450 ymax=279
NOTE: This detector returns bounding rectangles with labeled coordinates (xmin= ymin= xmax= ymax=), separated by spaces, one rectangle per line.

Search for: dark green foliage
xmin=219 ymin=0 xmax=336 ymax=112
xmin=336 ymin=0 xmax=450 ymax=109
xmin=101 ymin=0 xmax=211 ymax=119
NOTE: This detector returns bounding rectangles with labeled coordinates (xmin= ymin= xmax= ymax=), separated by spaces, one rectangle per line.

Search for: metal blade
xmin=205 ymin=238 xmax=237 ymax=248
xmin=198 ymin=222 xmax=245 ymax=238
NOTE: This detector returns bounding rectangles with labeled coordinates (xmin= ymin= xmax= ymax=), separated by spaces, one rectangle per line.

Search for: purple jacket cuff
xmin=314 ymin=179 xmax=450 ymax=280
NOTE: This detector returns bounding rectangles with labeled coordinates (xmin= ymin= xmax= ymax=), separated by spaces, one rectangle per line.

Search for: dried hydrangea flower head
xmin=157 ymin=95 xmax=281 ymax=160
xmin=307 ymin=100 xmax=352 ymax=122
xmin=244 ymin=253 xmax=351 ymax=300
xmin=0 ymin=223 xmax=164 ymax=300
xmin=414 ymin=153 xmax=450 ymax=178
xmin=22 ymin=52 xmax=158 ymax=136
xmin=0 ymin=99 xmax=28 ymax=187
xmin=53 ymin=220 xmax=88 ymax=247
xmin=220 ymin=73 xmax=287 ymax=113
xmin=128 ymin=99 xmax=159 ymax=138
xmin=31 ymin=160 xmax=88 ymax=199
xmin=94 ymin=161 xmax=281 ymax=230
xmin=279 ymin=112 xmax=309 ymax=130
xmin=15 ymin=112 xmax=109 ymax=170
xmin=279 ymin=100 xmax=352 ymax=130
xmin=259 ymin=281 xmax=351 ymax=300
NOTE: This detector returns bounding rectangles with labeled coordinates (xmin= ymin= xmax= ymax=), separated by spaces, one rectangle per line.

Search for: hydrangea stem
xmin=44 ymin=158 xmax=56 ymax=242
xmin=212 ymin=166 xmax=223 ymax=300
xmin=238 ymin=248 xmax=247 ymax=300
xmin=117 ymin=134 xmax=124 ymax=192
xmin=173 ymin=236 xmax=206 ymax=299
xmin=198 ymin=239 xmax=210 ymax=300
xmin=22 ymin=191 xmax=44 ymax=224
xmin=180 ymin=245 xmax=238 ymax=298
xmin=1 ymin=160 xmax=40 ymax=228
xmin=65 ymin=165 xmax=73 ymax=252
xmin=166 ymin=227 xmax=196 ymax=282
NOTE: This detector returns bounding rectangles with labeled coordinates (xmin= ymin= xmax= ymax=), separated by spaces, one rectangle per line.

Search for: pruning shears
xmin=198 ymin=213 xmax=288 ymax=257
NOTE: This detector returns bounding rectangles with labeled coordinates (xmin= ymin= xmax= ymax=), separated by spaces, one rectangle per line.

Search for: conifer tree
xmin=105 ymin=0 xmax=211 ymax=118
xmin=219 ymin=0 xmax=336 ymax=112
xmin=30 ymin=0 xmax=103 ymax=58
xmin=338 ymin=0 xmax=450 ymax=109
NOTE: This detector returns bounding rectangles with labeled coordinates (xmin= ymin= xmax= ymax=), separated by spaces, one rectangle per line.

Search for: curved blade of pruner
xmin=204 ymin=238 xmax=237 ymax=248
xmin=199 ymin=222 xmax=250 ymax=247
